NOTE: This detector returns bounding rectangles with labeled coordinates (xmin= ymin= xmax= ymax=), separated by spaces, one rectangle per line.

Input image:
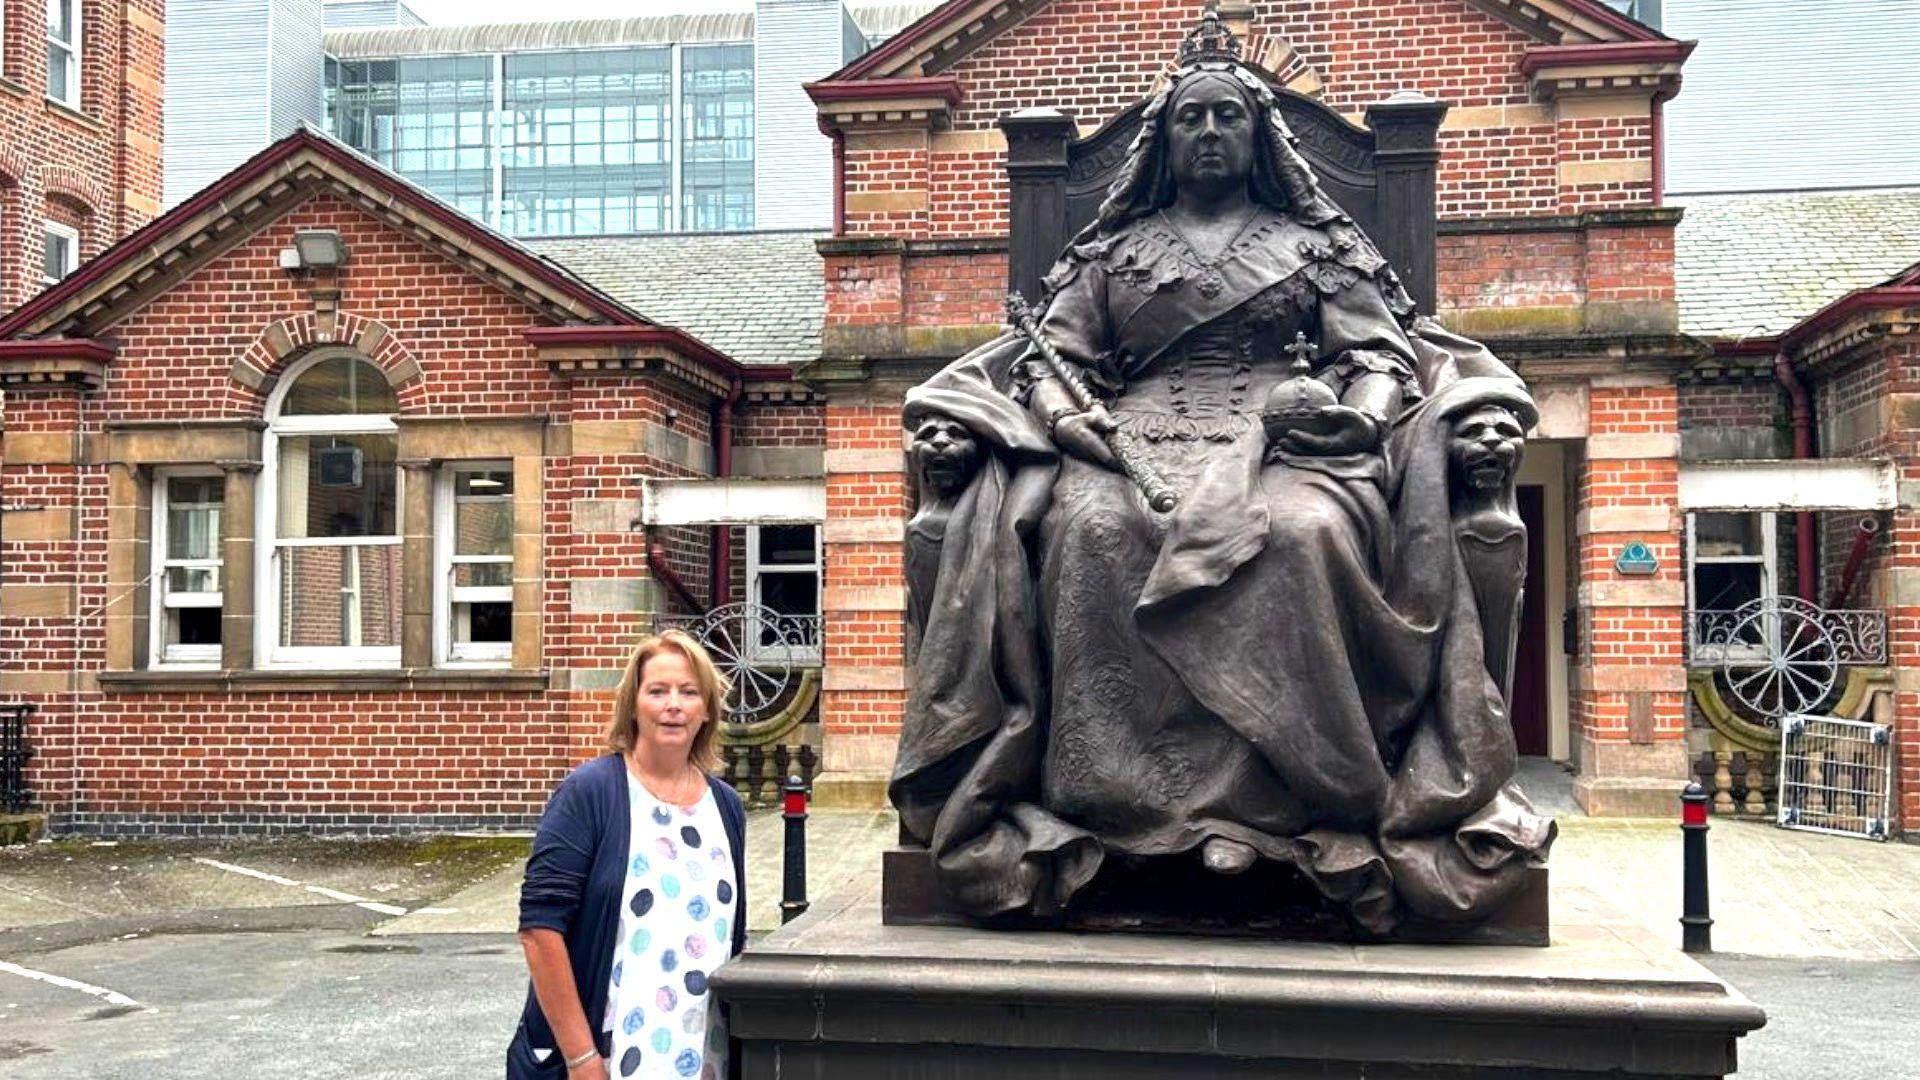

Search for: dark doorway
xmin=1511 ymin=485 xmax=1550 ymax=756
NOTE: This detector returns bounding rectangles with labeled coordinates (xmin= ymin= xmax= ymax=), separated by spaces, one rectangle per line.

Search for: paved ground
xmin=1 ymin=775 xmax=1917 ymax=1077
xmin=1696 ymin=954 xmax=1920 ymax=1080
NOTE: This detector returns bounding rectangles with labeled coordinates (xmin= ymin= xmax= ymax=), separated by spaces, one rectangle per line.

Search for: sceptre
xmin=1006 ymin=292 xmax=1178 ymax=512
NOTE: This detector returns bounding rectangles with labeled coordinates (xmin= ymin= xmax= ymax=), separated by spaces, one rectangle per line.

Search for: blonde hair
xmin=606 ymin=629 xmax=729 ymax=773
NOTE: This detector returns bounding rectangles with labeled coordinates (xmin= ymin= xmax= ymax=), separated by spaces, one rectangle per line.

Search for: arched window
xmin=259 ymin=352 xmax=402 ymax=667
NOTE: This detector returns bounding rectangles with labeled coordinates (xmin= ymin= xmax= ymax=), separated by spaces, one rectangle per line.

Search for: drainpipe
xmin=829 ymin=126 xmax=846 ymax=235
xmin=647 ymin=543 xmax=706 ymax=616
xmin=709 ymin=377 xmax=745 ymax=608
xmin=1773 ymin=353 xmax=1816 ymax=603
xmin=1650 ymin=85 xmax=1678 ymax=207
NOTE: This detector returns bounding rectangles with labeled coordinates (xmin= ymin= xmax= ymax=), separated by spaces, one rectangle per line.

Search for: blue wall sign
xmin=1614 ymin=541 xmax=1659 ymax=576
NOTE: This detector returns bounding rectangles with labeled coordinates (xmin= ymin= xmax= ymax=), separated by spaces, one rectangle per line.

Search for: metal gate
xmin=1777 ymin=715 xmax=1893 ymax=841
xmin=1 ymin=703 xmax=33 ymax=813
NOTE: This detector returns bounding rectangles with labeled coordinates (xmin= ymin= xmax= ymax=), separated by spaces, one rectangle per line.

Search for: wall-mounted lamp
xmin=278 ymin=230 xmax=349 ymax=273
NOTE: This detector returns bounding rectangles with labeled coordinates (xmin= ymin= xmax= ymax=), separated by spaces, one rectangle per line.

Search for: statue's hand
xmin=1274 ymin=405 xmax=1382 ymax=457
xmin=1053 ymin=402 xmax=1121 ymax=470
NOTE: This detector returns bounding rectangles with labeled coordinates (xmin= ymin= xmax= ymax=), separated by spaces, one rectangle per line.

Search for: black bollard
xmin=780 ymin=774 xmax=809 ymax=924
xmin=1680 ymin=782 xmax=1712 ymax=954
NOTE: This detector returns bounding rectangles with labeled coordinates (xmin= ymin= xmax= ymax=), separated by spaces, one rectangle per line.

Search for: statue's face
xmin=911 ymin=417 xmax=980 ymax=496
xmin=1451 ymin=406 xmax=1526 ymax=492
xmin=1165 ymin=73 xmax=1256 ymax=196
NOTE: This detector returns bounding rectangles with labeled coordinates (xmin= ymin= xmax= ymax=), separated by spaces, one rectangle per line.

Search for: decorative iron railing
xmin=1689 ymin=599 xmax=1887 ymax=669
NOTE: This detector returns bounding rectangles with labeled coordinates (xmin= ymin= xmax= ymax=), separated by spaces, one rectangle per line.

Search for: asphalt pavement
xmin=1 ymin=789 xmax=1917 ymax=1078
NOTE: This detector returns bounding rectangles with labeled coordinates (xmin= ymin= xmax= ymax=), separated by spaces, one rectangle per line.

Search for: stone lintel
xmin=570 ymin=577 xmax=663 ymax=615
xmin=0 ymin=584 xmax=74 ymax=618
xmin=824 ymin=448 xmax=906 ymax=474
xmin=1582 ymin=664 xmax=1688 ymax=693
xmin=1586 ymin=432 xmax=1680 ymax=460
xmin=394 ymin=414 xmax=547 ymax=460
xmin=823 ymin=666 xmax=908 ymax=693
xmin=1575 ymin=504 xmax=1675 ymax=535
xmin=823 ymin=585 xmax=906 ymax=612
xmin=0 ymin=431 xmax=81 ymax=465
xmin=0 ymin=506 xmax=73 ymax=541
xmin=823 ymin=517 xmax=906 ymax=544
xmin=1578 ymin=579 xmax=1686 ymax=607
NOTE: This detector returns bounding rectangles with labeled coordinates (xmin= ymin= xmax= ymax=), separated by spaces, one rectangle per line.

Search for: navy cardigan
xmin=508 ymin=754 xmax=747 ymax=1079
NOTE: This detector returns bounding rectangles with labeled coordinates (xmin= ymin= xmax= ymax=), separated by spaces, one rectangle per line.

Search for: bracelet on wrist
xmin=563 ymin=1046 xmax=599 ymax=1071
xmin=1045 ymin=405 xmax=1076 ymax=438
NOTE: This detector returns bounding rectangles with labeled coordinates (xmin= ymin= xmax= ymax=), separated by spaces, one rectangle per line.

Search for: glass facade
xmin=328 ymin=57 xmax=495 ymax=220
xmin=325 ymin=43 xmax=755 ymax=237
xmin=681 ymin=44 xmax=755 ymax=231
xmin=503 ymin=49 xmax=674 ymax=236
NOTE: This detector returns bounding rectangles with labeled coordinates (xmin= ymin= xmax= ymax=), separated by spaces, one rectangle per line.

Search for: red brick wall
xmin=1572 ymin=386 xmax=1687 ymax=762
xmin=1677 ymin=380 xmax=1780 ymax=434
xmin=0 ymin=190 xmax=755 ymax=832
xmin=841 ymin=0 xmax=1656 ymax=246
xmin=0 ymin=0 xmax=165 ymax=312
xmin=1813 ymin=341 xmax=1920 ymax=828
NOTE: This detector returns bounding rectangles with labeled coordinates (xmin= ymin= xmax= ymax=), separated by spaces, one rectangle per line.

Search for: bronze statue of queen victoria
xmin=895 ymin=15 xmax=1555 ymax=935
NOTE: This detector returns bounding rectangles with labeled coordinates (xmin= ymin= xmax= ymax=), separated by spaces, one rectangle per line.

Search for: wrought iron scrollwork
xmin=652 ymin=603 xmax=822 ymax=727
xmin=1690 ymin=597 xmax=1888 ymax=723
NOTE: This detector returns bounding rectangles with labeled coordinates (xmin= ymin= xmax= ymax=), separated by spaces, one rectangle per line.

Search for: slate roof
xmin=527 ymin=231 xmax=828 ymax=369
xmin=1675 ymin=187 xmax=1920 ymax=341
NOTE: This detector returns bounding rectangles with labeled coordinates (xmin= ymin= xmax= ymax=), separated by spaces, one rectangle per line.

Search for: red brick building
xmin=798 ymin=0 xmax=1714 ymax=815
xmin=4 ymin=0 xmax=1913 ymax=838
xmin=0 ymin=0 xmax=164 ymax=310
xmin=0 ymin=131 xmax=823 ymax=831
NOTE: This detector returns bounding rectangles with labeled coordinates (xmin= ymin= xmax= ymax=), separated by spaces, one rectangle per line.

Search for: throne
xmin=1001 ymin=82 xmax=1448 ymax=312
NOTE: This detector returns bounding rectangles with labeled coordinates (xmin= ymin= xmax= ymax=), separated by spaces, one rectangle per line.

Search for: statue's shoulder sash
xmin=1105 ymin=214 xmax=1378 ymax=367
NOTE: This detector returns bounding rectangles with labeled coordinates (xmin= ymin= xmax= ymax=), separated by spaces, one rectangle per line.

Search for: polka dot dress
xmin=602 ymin=777 xmax=736 ymax=1079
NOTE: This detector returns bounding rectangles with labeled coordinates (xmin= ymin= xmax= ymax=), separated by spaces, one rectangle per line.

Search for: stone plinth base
xmin=806 ymin=770 xmax=890 ymax=809
xmin=714 ymin=883 xmax=1765 ymax=1079
xmin=881 ymin=845 xmax=1550 ymax=946
xmin=0 ymin=813 xmax=44 ymax=845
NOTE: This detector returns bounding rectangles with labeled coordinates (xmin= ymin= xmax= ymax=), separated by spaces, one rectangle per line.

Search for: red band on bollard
xmin=783 ymin=790 xmax=807 ymax=815
xmin=1682 ymin=800 xmax=1707 ymax=826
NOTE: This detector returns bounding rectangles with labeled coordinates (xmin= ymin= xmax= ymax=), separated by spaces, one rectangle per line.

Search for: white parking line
xmin=192 ymin=857 xmax=410 ymax=918
xmin=0 ymin=959 xmax=147 ymax=1010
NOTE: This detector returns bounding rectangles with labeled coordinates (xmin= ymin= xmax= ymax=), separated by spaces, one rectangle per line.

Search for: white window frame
xmin=46 ymin=0 xmax=80 ymax=108
xmin=149 ymin=469 xmax=224 ymax=669
xmin=434 ymin=461 xmax=514 ymax=666
xmin=744 ymin=524 xmax=821 ymax=666
xmin=256 ymin=352 xmax=402 ymax=670
xmin=42 ymin=221 xmax=78 ymax=284
xmin=1686 ymin=510 xmax=1779 ymax=663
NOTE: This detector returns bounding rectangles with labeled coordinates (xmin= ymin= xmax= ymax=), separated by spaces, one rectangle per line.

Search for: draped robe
xmin=896 ymin=209 xmax=1556 ymax=931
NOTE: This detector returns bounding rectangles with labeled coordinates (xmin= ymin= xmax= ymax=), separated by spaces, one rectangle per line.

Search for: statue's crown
xmin=1177 ymin=11 xmax=1243 ymax=66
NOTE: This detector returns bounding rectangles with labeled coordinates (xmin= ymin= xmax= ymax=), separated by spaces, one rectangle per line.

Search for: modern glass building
xmin=324 ymin=35 xmax=757 ymax=236
xmin=166 ymin=1 xmax=934 ymax=235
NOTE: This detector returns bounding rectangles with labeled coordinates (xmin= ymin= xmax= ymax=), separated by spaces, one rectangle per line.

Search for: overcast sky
xmin=404 ymin=0 xmax=755 ymax=23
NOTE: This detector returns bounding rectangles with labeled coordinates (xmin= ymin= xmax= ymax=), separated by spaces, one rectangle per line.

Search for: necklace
xmin=1158 ymin=208 xmax=1261 ymax=299
xmin=627 ymin=753 xmax=703 ymax=807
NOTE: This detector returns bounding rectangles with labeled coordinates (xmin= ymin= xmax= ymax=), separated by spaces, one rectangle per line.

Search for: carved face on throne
xmin=910 ymin=416 xmax=981 ymax=497
xmin=1449 ymin=405 xmax=1526 ymax=493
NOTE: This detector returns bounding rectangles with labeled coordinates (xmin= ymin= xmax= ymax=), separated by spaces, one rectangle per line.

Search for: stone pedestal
xmin=881 ymin=845 xmax=1551 ymax=946
xmin=714 ymin=882 xmax=1765 ymax=1079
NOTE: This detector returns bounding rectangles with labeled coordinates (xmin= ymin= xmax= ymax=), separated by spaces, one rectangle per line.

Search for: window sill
xmin=98 ymin=668 xmax=550 ymax=695
xmin=44 ymin=97 xmax=101 ymax=133
xmin=0 ymin=77 xmax=28 ymax=100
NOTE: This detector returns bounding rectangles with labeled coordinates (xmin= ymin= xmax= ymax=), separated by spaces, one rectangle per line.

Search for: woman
xmin=509 ymin=630 xmax=747 ymax=1080
xmin=894 ymin=30 xmax=1552 ymax=932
